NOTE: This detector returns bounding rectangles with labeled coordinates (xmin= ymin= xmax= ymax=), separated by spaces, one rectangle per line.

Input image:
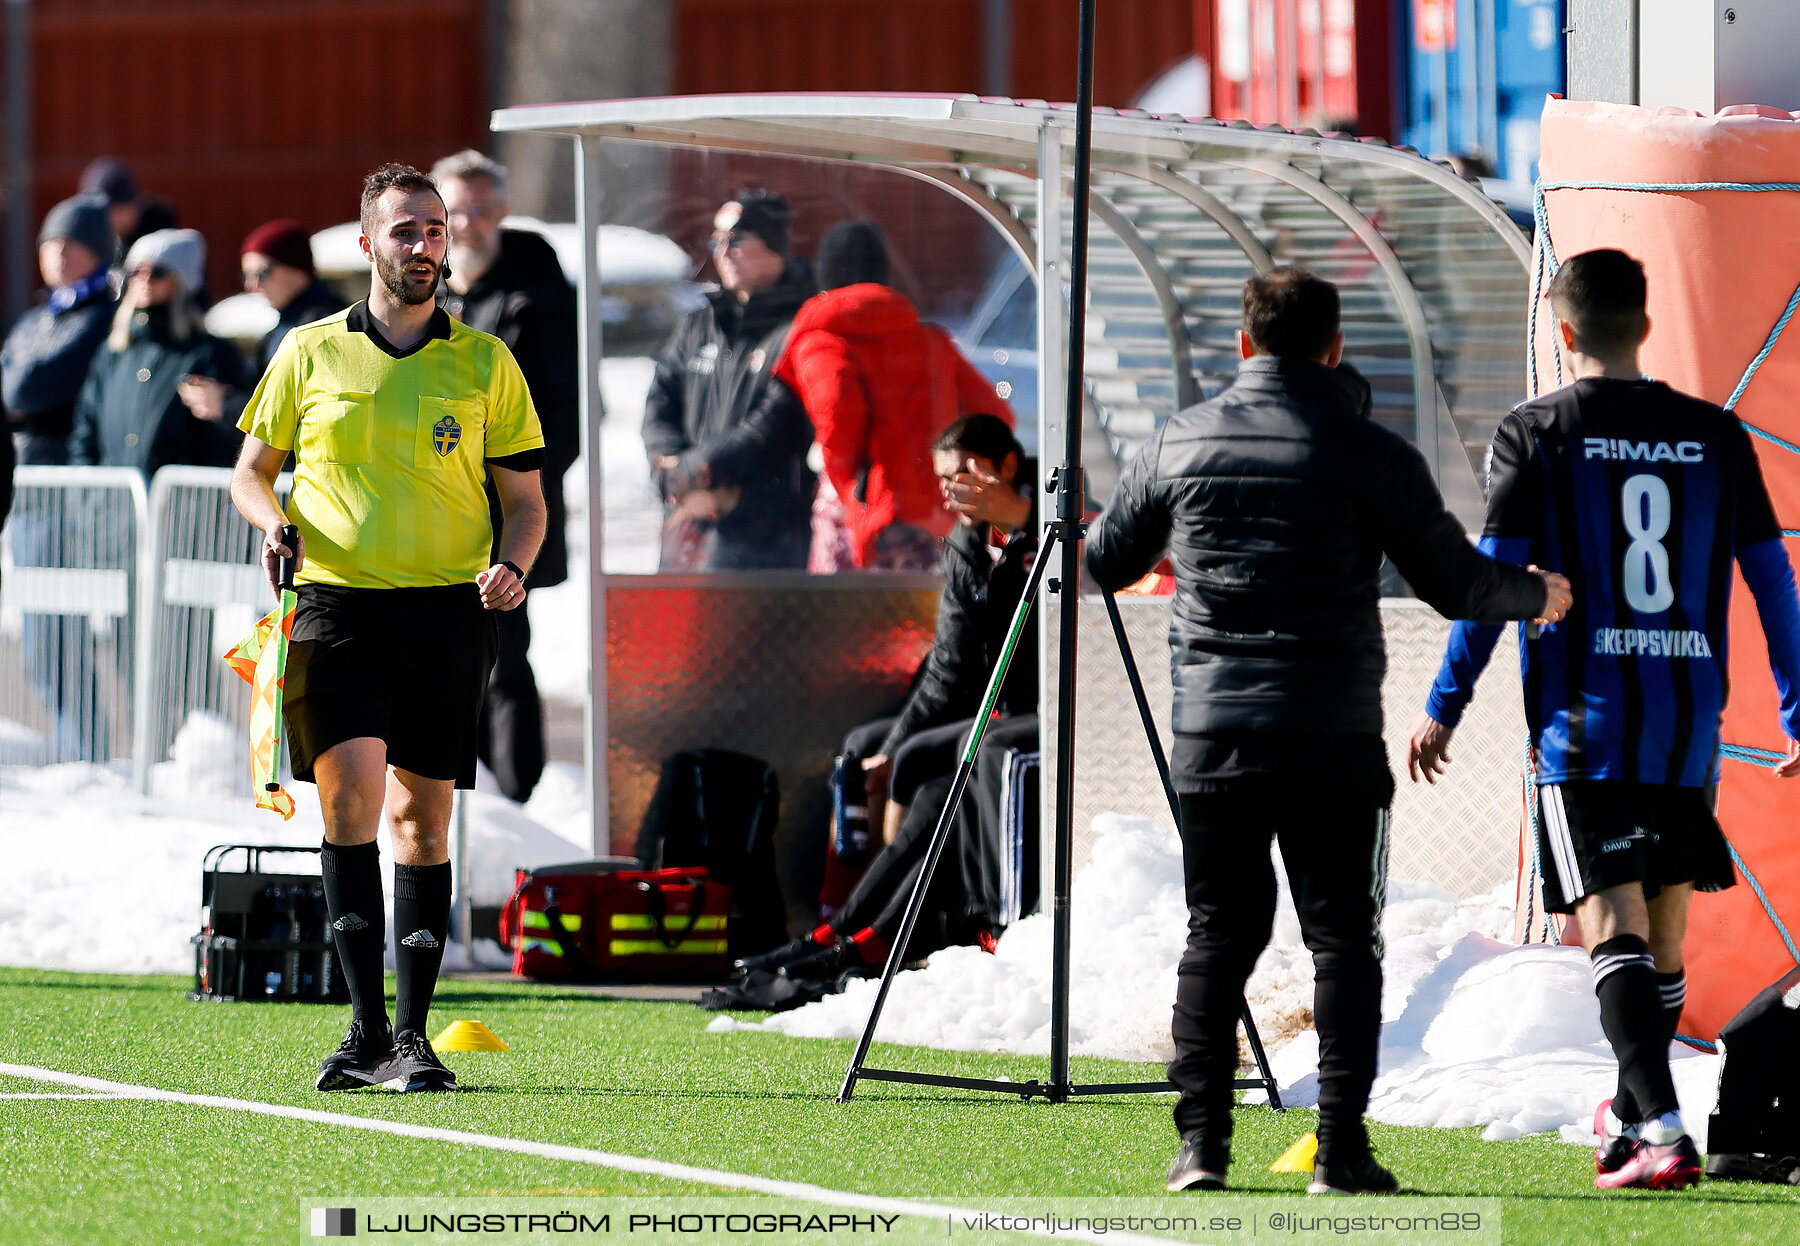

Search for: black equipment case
xmin=1706 ymin=964 xmax=1800 ymax=1184
xmin=190 ymin=844 xmax=347 ymax=1003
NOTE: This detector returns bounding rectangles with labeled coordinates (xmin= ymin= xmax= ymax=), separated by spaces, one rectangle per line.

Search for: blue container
xmin=1401 ymin=0 xmax=1565 ymax=184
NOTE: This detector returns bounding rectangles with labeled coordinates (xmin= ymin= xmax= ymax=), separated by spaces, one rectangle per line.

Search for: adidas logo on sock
xmin=400 ymin=929 xmax=440 ymax=949
xmin=331 ymin=914 xmax=369 ymax=932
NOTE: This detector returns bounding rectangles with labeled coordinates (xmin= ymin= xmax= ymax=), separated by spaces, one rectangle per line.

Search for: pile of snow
xmin=712 ymin=813 xmax=1721 ymax=1149
xmin=0 ymin=753 xmax=594 ymax=976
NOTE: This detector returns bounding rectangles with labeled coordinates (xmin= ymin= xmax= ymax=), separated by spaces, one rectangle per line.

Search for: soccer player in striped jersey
xmin=1407 ymin=248 xmax=1800 ymax=1191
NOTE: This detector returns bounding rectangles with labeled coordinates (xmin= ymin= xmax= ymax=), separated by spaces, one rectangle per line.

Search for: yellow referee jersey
xmin=238 ymin=303 xmax=546 ymax=588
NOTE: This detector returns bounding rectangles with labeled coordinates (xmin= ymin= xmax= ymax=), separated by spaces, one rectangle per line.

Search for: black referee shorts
xmin=284 ymin=583 xmax=497 ymax=789
xmin=1536 ymin=780 xmax=1737 ymax=913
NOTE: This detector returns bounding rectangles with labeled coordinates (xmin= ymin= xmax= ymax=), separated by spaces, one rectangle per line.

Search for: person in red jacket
xmin=774 ymin=220 xmax=1014 ymax=571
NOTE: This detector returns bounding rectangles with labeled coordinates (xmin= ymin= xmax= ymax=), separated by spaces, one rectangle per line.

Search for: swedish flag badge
xmin=432 ymin=414 xmax=462 ymax=457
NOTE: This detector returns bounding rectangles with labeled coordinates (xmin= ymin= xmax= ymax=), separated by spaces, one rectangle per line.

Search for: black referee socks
xmin=320 ymin=839 xmax=388 ymax=1025
xmin=393 ymin=861 xmax=452 ymax=1035
xmin=1591 ymin=935 xmax=1679 ymax=1123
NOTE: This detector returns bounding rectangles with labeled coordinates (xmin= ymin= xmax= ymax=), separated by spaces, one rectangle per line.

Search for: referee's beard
xmin=375 ymin=252 xmax=446 ymax=306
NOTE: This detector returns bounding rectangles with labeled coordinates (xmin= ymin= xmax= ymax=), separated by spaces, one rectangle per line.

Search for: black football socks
xmin=320 ymin=839 xmax=388 ymax=1024
xmin=1607 ymin=967 xmax=1688 ymax=1126
xmin=1592 ymin=935 xmax=1680 ymax=1123
xmin=393 ymin=861 xmax=452 ymax=1035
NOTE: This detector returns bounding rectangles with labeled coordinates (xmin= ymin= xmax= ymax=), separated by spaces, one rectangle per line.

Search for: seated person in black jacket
xmin=741 ymin=413 xmax=1040 ymax=978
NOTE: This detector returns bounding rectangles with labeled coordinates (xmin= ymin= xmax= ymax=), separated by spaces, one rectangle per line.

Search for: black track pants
xmin=478 ymin=602 xmax=544 ymax=802
xmin=1172 ymin=785 xmax=1388 ymax=1157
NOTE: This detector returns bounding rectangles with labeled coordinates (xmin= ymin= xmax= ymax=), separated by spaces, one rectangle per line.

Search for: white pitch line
xmin=0 ymin=1062 xmax=1180 ymax=1246
xmin=0 ymin=1092 xmax=145 ymax=1100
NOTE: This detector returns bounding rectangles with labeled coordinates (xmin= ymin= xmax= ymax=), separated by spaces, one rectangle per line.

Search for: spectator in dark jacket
xmin=2 ymin=195 xmax=119 ymax=761
xmin=3 ymin=195 xmax=118 ymax=464
xmin=643 ymin=190 xmax=816 ymax=570
xmin=70 ymin=229 xmax=248 ymax=476
xmin=239 ymin=219 xmax=344 ymax=375
xmin=1085 ymin=267 xmax=1569 ymax=1196
xmin=434 ymin=149 xmax=581 ymax=802
xmin=775 ymin=220 xmax=1013 ymax=572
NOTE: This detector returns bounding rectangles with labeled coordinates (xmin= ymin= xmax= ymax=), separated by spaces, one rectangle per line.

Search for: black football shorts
xmin=283 ymin=582 xmax=497 ymax=789
xmin=1535 ymin=780 xmax=1737 ymax=913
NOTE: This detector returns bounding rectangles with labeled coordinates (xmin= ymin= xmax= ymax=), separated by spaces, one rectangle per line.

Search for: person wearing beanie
xmin=642 ymin=188 xmax=818 ymax=570
xmin=79 ymin=156 xmax=178 ymax=254
xmin=240 ymin=219 xmax=344 ymax=376
xmin=68 ymin=227 xmax=248 ymax=478
xmin=2 ymin=195 xmax=118 ymax=465
xmin=775 ymin=218 xmax=1015 ymax=573
xmin=430 ymin=149 xmax=580 ymax=804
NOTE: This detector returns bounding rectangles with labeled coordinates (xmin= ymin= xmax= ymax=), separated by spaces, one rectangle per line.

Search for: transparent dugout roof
xmin=493 ymin=93 xmax=1533 ymax=524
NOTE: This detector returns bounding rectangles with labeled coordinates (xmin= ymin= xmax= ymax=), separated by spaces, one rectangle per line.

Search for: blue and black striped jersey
xmin=1427 ymin=376 xmax=1796 ymax=786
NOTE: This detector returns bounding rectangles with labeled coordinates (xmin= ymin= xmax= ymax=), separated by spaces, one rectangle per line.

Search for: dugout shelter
xmin=488 ymin=93 xmax=1539 ymax=922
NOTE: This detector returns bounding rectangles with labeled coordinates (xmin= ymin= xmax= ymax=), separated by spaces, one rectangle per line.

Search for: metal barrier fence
xmin=0 ymin=467 xmax=147 ymax=767
xmin=133 ymin=467 xmax=291 ymax=795
xmin=0 ymin=466 xmax=287 ymax=792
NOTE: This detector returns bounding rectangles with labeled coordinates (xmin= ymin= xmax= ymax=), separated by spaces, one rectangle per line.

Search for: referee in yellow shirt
xmin=231 ymin=164 xmax=547 ymax=1093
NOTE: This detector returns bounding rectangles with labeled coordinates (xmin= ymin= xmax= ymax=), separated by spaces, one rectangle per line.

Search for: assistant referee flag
xmin=223 ymin=590 xmax=298 ymax=820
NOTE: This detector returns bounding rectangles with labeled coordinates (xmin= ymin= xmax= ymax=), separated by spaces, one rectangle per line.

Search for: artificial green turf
xmin=0 ymin=968 xmax=1795 ymax=1245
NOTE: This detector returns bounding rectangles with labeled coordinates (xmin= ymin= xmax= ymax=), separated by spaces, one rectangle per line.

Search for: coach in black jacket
xmin=1086 ymin=269 xmax=1569 ymax=1195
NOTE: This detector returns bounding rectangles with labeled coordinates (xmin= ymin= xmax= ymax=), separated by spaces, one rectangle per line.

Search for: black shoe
xmin=779 ymin=941 xmax=859 ymax=981
xmin=391 ymin=1028 xmax=458 ymax=1093
xmin=316 ymin=1017 xmax=396 ymax=1091
xmin=733 ymin=936 xmax=823 ymax=977
xmin=1309 ymin=1149 xmax=1399 ymax=1195
xmin=1706 ymin=1152 xmax=1800 ymax=1185
xmin=1165 ymin=1134 xmax=1229 ymax=1191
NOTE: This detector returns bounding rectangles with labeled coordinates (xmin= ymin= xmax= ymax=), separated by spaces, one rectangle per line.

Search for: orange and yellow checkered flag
xmin=223 ymin=587 xmax=298 ymax=820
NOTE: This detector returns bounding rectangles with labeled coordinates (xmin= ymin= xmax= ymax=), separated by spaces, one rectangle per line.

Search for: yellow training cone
xmin=1268 ymin=1132 xmax=1319 ymax=1173
xmin=433 ymin=1020 xmax=509 ymax=1052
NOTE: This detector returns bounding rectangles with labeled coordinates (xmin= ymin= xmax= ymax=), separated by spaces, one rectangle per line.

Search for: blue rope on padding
xmin=1537 ymin=179 xmax=1800 ymax=195
xmin=1673 ymin=1033 xmax=1719 ymax=1053
xmin=1726 ymin=280 xmax=1800 ymax=411
xmin=1721 ymin=743 xmax=1787 ymax=765
xmin=1741 ymin=421 xmax=1800 ymax=457
xmin=1715 ymin=746 xmax=1800 ymax=966
xmin=1520 ymin=737 xmax=1563 ymax=946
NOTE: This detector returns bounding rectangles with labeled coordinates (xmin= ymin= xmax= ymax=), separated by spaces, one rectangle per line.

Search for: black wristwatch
xmin=501 ymin=560 xmax=526 ymax=584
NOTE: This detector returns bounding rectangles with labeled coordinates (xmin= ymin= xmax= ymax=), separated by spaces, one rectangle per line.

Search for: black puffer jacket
xmin=447 ymin=231 xmax=580 ymax=587
xmin=1085 ymin=356 xmax=1545 ymax=737
xmin=642 ymin=264 xmax=817 ymax=561
xmin=880 ymin=496 xmax=1039 ymax=758
xmin=68 ymin=306 xmax=248 ymax=476
xmin=1 ymin=281 xmax=117 ymax=464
